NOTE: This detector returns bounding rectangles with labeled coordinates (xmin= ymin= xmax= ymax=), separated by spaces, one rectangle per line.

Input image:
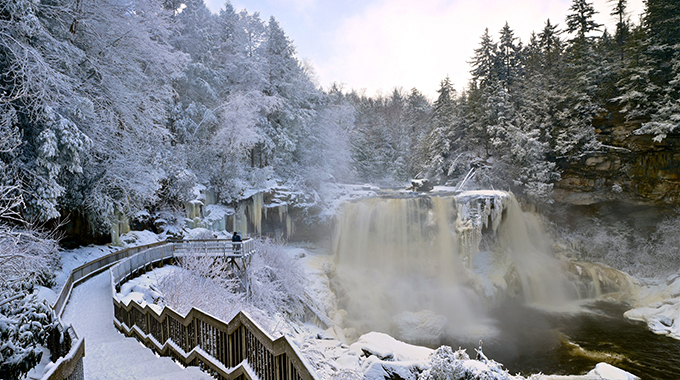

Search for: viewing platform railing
xmin=45 ymin=240 xmax=171 ymax=380
xmin=44 ymin=238 xmax=268 ymax=380
xmin=109 ymin=240 xmax=318 ymax=380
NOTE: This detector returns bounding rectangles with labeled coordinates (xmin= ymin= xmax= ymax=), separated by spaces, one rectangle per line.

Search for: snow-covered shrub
xmin=0 ymin=283 xmax=57 ymax=380
xmin=419 ymin=346 xmax=517 ymax=380
xmin=156 ymin=169 xmax=197 ymax=209
xmin=248 ymin=239 xmax=307 ymax=320
xmin=156 ymin=238 xmax=307 ymax=333
xmin=0 ymin=225 xmax=61 ymax=289
xmin=193 ymin=229 xmax=216 ymax=240
xmin=157 ymin=252 xmax=244 ymax=317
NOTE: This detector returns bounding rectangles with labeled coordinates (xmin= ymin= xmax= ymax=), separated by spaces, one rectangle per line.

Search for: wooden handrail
xmin=42 ymin=238 xmax=263 ymax=380
xmin=109 ymin=240 xmax=318 ymax=380
xmin=43 ymin=338 xmax=85 ymax=380
xmin=52 ymin=240 xmax=170 ymax=317
xmin=44 ymin=239 xmax=175 ymax=380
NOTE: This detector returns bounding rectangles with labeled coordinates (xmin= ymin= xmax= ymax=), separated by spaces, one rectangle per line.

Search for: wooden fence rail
xmin=110 ymin=242 xmax=318 ymax=380
xmin=44 ymin=240 xmax=171 ymax=380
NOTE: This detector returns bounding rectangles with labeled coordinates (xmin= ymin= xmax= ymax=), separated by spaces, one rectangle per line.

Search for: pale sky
xmin=204 ymin=0 xmax=645 ymax=100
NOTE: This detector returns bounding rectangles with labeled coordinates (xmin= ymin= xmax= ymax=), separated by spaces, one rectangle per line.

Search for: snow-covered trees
xmin=0 ymin=121 xmax=60 ymax=380
xmin=165 ymin=5 xmax=352 ymax=205
xmin=2 ymin=0 xmax=680 ymax=233
xmin=347 ymin=88 xmax=433 ymax=185
xmin=0 ymin=286 xmax=57 ymax=380
xmin=0 ymin=0 xmax=355 ymax=234
xmin=630 ymin=0 xmax=680 ymax=141
xmin=420 ymin=77 xmax=466 ymax=182
xmin=0 ymin=0 xmax=187 ymax=231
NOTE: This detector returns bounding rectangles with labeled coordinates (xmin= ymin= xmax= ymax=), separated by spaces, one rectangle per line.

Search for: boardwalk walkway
xmin=61 ymin=271 xmax=212 ymax=380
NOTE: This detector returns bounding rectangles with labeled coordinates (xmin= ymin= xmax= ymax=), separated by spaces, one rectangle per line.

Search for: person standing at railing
xmin=231 ymin=230 xmax=242 ymax=254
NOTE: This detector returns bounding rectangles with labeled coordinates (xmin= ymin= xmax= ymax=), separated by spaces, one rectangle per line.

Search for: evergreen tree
xmin=566 ymin=0 xmax=602 ymax=41
xmin=538 ymin=19 xmax=564 ymax=70
xmin=612 ymin=23 xmax=656 ymax=120
xmin=556 ymin=1 xmax=603 ymax=156
xmin=470 ymin=29 xmax=498 ymax=88
xmin=644 ymin=0 xmax=680 ymax=48
xmin=404 ymin=88 xmax=432 ymax=178
xmin=610 ymin=0 xmax=631 ymax=61
xmin=631 ymin=0 xmax=680 ymax=140
xmin=421 ymin=77 xmax=461 ymax=182
xmin=497 ymin=22 xmax=522 ymax=89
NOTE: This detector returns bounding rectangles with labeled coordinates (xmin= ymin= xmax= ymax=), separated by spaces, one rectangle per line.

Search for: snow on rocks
xmin=408 ymin=178 xmax=434 ymax=192
xmin=624 ymin=274 xmax=680 ymax=339
xmin=119 ymin=229 xmax=163 ymax=246
xmin=317 ymin=182 xmax=379 ymax=219
xmin=455 ymin=190 xmax=510 ymax=235
xmin=586 ymin=363 xmax=640 ymax=380
xmin=294 ymin=329 xmax=432 ymax=380
xmin=203 ymin=204 xmax=235 ymax=230
xmin=351 ymin=332 xmax=433 ymax=362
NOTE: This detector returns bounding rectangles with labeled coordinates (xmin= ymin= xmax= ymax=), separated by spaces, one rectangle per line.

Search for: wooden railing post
xmin=242 ymin=325 xmax=247 ymax=365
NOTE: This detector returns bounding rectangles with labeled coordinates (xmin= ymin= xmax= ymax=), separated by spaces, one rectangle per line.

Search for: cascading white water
xmin=332 ymin=190 xmax=576 ymax=345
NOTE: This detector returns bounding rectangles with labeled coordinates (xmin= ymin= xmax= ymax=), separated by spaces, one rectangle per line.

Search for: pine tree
xmin=566 ymin=0 xmax=602 ymax=41
xmin=404 ymin=88 xmax=432 ymax=178
xmin=421 ymin=77 xmax=459 ymax=181
xmin=555 ymin=1 xmax=603 ymax=157
xmin=631 ymin=0 xmax=680 ymax=140
xmin=497 ymin=22 xmax=522 ymax=89
xmin=470 ymin=29 xmax=498 ymax=88
xmin=538 ymin=19 xmax=564 ymax=71
xmin=610 ymin=0 xmax=630 ymax=61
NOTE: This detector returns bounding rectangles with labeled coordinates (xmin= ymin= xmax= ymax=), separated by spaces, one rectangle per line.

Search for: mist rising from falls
xmin=332 ymin=191 xmax=576 ymax=344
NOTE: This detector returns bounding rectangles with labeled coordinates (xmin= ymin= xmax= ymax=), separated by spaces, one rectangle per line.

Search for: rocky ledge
xmin=555 ymin=109 xmax=680 ymax=206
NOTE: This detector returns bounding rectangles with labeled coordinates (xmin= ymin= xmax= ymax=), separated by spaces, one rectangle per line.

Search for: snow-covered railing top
xmin=52 ymin=240 xmax=170 ymax=317
xmin=108 ymin=240 xmax=318 ymax=380
xmin=170 ymin=238 xmax=256 ymax=258
xmin=52 ymin=239 xmax=256 ymax=317
xmin=46 ymin=238 xmax=255 ymax=380
xmin=44 ymin=240 xmax=170 ymax=380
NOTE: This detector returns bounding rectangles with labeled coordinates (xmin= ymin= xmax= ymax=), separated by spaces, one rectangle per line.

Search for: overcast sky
xmin=204 ymin=0 xmax=644 ymax=100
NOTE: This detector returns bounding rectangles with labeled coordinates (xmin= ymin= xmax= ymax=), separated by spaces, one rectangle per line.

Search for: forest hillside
xmin=1 ymin=0 xmax=680 ymax=239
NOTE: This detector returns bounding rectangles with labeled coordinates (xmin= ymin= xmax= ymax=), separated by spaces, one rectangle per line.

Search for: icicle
xmin=248 ymin=192 xmax=264 ymax=234
xmin=286 ymin=214 xmax=294 ymax=238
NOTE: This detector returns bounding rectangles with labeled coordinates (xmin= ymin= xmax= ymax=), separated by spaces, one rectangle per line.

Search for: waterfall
xmin=332 ymin=190 xmax=577 ymax=344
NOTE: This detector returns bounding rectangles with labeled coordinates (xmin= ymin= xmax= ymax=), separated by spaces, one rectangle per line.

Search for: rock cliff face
xmin=554 ymin=110 xmax=680 ymax=206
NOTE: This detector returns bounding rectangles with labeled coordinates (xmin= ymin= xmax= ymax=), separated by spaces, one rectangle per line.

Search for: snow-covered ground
xmin=61 ymin=271 xmax=211 ymax=380
xmin=623 ymin=274 xmax=680 ymax=339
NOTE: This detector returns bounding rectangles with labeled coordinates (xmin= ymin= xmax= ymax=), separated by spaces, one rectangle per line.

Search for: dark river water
xmin=443 ymin=301 xmax=680 ymax=379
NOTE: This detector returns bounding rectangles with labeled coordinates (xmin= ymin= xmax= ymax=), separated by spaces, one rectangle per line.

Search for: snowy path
xmin=61 ymin=271 xmax=212 ymax=380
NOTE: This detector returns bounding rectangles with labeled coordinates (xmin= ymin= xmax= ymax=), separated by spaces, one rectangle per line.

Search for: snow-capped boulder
xmin=587 ymin=362 xmax=640 ymax=380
